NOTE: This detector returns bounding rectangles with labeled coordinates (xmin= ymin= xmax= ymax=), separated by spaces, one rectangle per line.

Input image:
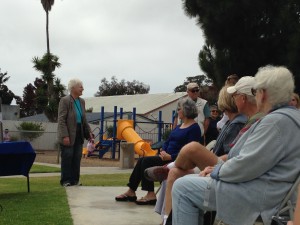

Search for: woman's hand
xmin=159 ymin=151 xmax=172 ymax=161
xmin=63 ymin=137 xmax=70 ymax=146
xmin=199 ymin=166 xmax=215 ymax=177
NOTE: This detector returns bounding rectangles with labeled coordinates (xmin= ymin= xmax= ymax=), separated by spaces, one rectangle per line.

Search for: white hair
xmin=254 ymin=65 xmax=294 ymax=106
xmin=68 ymin=78 xmax=83 ymax=92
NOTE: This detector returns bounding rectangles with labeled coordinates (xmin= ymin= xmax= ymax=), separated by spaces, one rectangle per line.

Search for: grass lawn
xmin=30 ymin=164 xmax=61 ymax=173
xmin=0 ymin=172 xmax=131 ymax=225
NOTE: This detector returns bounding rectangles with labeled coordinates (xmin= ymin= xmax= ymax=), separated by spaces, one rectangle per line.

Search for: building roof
xmin=18 ymin=113 xmax=103 ymax=123
xmin=85 ymin=92 xmax=187 ymax=114
xmin=19 ymin=112 xmax=154 ymax=123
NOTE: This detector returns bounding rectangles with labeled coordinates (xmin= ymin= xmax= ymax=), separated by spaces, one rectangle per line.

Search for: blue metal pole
xmin=120 ymin=107 xmax=123 ymax=119
xmin=133 ymin=107 xmax=136 ymax=129
xmin=172 ymin=110 xmax=176 ymax=129
xmin=112 ymin=106 xmax=117 ymax=159
xmin=99 ymin=106 xmax=104 ymax=142
xmin=158 ymin=111 xmax=162 ymax=142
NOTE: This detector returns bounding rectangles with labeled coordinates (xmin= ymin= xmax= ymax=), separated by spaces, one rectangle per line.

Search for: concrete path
xmin=67 ymin=186 xmax=161 ymax=225
xmin=35 ymin=163 xmax=162 ymax=225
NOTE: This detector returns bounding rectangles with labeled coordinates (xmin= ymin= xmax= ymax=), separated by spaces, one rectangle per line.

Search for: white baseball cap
xmin=227 ymin=76 xmax=255 ymax=96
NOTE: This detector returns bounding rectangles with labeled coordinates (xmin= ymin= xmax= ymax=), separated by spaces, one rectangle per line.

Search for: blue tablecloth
xmin=0 ymin=141 xmax=36 ymax=177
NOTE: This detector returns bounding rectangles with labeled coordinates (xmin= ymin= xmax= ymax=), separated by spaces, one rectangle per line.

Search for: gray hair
xmin=245 ymin=94 xmax=256 ymax=105
xmin=254 ymin=65 xmax=294 ymax=106
xmin=68 ymin=78 xmax=83 ymax=92
xmin=178 ymin=98 xmax=198 ymax=119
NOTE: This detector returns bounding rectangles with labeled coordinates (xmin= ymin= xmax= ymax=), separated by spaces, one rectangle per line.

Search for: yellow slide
xmin=117 ymin=119 xmax=157 ymax=157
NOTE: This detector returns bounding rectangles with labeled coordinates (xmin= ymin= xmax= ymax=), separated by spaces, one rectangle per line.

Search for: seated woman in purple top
xmin=115 ymin=98 xmax=201 ymax=205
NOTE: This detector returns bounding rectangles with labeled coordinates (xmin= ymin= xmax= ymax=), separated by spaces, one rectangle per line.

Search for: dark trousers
xmin=60 ymin=125 xmax=83 ymax=185
xmin=127 ymin=156 xmax=171 ymax=192
xmin=166 ymin=210 xmax=216 ymax=225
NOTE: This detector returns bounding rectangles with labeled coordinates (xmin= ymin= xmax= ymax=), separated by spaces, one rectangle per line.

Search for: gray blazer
xmin=211 ymin=107 xmax=300 ymax=225
xmin=57 ymin=95 xmax=91 ymax=146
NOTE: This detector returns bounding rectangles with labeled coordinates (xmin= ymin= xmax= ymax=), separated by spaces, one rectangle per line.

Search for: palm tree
xmin=40 ymin=0 xmax=54 ymax=54
xmin=32 ymin=53 xmax=61 ymax=122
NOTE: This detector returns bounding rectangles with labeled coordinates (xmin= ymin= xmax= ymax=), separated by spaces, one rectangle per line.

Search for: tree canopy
xmin=95 ymin=76 xmax=150 ymax=96
xmin=31 ymin=53 xmax=64 ymax=122
xmin=174 ymin=74 xmax=213 ymax=92
xmin=174 ymin=74 xmax=218 ymax=105
xmin=183 ymin=0 xmax=300 ymax=92
xmin=0 ymin=69 xmax=20 ymax=105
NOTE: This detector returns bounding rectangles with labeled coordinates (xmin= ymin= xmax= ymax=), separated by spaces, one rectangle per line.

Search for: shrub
xmin=16 ymin=122 xmax=45 ymax=141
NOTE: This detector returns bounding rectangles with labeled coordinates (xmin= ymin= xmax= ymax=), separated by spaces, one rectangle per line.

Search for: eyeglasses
xmin=251 ymin=88 xmax=257 ymax=96
xmin=189 ymin=89 xmax=199 ymax=93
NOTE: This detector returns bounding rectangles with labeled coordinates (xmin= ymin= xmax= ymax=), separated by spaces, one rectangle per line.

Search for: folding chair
xmin=214 ymin=173 xmax=300 ymax=225
xmin=271 ymin=172 xmax=300 ymax=223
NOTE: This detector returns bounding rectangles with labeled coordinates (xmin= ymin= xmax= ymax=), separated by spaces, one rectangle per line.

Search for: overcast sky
xmin=0 ymin=0 xmax=205 ymax=100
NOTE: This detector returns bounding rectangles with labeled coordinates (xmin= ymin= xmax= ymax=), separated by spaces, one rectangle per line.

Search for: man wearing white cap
xmin=173 ymin=82 xmax=210 ymax=144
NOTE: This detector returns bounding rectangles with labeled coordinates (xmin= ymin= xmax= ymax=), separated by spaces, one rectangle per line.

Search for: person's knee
xmin=180 ymin=142 xmax=202 ymax=157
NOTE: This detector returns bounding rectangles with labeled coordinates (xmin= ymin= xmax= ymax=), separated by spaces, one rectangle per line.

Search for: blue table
xmin=0 ymin=141 xmax=36 ymax=192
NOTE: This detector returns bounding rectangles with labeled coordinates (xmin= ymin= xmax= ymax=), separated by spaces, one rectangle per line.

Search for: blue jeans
xmin=60 ymin=140 xmax=83 ymax=185
xmin=172 ymin=175 xmax=216 ymax=225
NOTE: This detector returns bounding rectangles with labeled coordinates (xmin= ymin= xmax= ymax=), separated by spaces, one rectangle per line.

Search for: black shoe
xmin=72 ymin=181 xmax=82 ymax=186
xmin=62 ymin=182 xmax=71 ymax=187
xmin=115 ymin=194 xmax=137 ymax=202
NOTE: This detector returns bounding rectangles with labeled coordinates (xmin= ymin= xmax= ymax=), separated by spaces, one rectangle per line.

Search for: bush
xmin=16 ymin=122 xmax=45 ymax=141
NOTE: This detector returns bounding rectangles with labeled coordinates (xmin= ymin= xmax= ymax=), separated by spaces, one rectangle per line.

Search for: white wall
xmin=1 ymin=120 xmax=98 ymax=150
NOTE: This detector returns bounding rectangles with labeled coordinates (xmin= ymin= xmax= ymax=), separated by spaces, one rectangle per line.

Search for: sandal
xmin=135 ymin=197 xmax=157 ymax=205
xmin=115 ymin=194 xmax=137 ymax=202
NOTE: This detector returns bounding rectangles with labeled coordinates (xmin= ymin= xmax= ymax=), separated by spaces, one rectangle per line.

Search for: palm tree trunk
xmin=46 ymin=11 xmax=50 ymax=54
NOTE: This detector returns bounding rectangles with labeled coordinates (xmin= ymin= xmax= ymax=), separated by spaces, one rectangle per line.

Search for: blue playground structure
xmin=92 ymin=106 xmax=174 ymax=159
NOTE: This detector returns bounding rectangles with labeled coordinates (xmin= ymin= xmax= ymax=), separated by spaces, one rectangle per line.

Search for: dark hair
xmin=225 ymin=74 xmax=239 ymax=85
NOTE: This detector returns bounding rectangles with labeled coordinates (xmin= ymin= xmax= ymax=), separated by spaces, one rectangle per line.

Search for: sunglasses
xmin=251 ymin=88 xmax=257 ymax=96
xmin=211 ymin=110 xmax=218 ymax=113
xmin=291 ymin=99 xmax=296 ymax=101
xmin=190 ymin=89 xmax=199 ymax=93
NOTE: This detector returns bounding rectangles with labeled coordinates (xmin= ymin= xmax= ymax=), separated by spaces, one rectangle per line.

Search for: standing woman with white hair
xmin=57 ymin=78 xmax=92 ymax=187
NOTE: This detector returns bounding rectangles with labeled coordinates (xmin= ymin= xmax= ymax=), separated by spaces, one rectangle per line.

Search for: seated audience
xmin=289 ymin=92 xmax=300 ymax=109
xmin=148 ymin=77 xmax=262 ymax=225
xmin=115 ymin=98 xmax=201 ymax=205
xmin=172 ymin=65 xmax=300 ymax=225
xmin=217 ymin=74 xmax=240 ymax=130
xmin=3 ymin=128 xmax=11 ymax=142
xmin=205 ymin=105 xmax=221 ymax=145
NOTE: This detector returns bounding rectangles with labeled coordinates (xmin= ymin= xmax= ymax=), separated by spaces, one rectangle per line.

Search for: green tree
xmin=0 ymin=69 xmax=20 ymax=105
xmin=95 ymin=76 xmax=150 ymax=96
xmin=34 ymin=78 xmax=48 ymax=114
xmin=174 ymin=74 xmax=213 ymax=92
xmin=18 ymin=77 xmax=65 ymax=120
xmin=183 ymin=0 xmax=300 ymax=92
xmin=19 ymin=83 xmax=37 ymax=118
xmin=34 ymin=0 xmax=63 ymax=122
xmin=174 ymin=75 xmax=218 ymax=105
xmin=32 ymin=53 xmax=63 ymax=122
